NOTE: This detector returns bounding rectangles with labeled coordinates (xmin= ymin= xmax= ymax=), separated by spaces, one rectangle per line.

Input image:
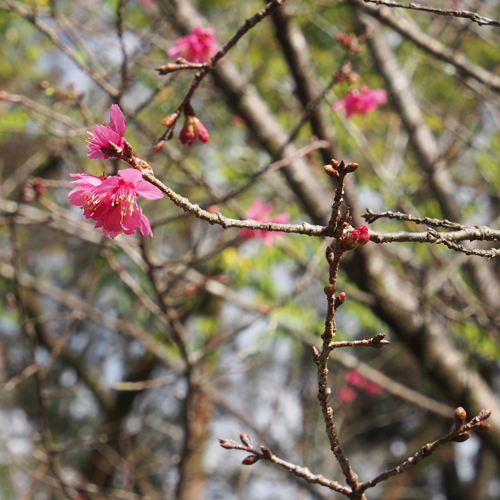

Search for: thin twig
xmin=362 ymin=0 xmax=500 ymax=28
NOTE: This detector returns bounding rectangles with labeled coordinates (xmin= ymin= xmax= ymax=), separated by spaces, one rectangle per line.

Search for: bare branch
xmin=362 ymin=0 xmax=500 ymax=28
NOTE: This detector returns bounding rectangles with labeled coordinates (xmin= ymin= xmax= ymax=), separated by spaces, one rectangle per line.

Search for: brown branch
xmin=363 ymin=209 xmax=465 ymax=229
xmin=354 ymin=0 xmax=500 ymax=93
xmin=362 ymin=0 xmax=500 ymax=28
xmin=358 ymin=409 xmax=492 ymax=493
xmin=5 ymin=0 xmax=119 ymax=97
xmin=218 ymin=438 xmax=352 ymax=496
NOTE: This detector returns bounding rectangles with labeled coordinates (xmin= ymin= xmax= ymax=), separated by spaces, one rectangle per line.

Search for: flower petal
xmin=135 ymin=180 xmax=164 ymax=200
xmin=118 ymin=168 xmax=142 ymax=183
xmin=109 ymin=104 xmax=126 ymax=136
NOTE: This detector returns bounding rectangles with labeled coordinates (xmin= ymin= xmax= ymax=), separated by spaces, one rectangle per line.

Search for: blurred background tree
xmin=1 ymin=0 xmax=500 ymax=499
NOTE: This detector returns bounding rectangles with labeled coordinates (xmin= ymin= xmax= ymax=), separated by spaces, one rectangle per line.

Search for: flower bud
xmin=240 ymin=433 xmax=252 ymax=447
xmin=345 ymin=162 xmax=359 ymax=173
xmin=454 ymin=407 xmax=467 ymax=428
xmin=179 ymin=118 xmax=196 ymax=145
xmin=334 ymin=292 xmax=346 ymax=309
xmin=479 ymin=408 xmax=492 ymax=421
xmin=452 ymin=432 xmax=471 ymax=443
xmin=339 ymin=225 xmax=370 ymax=252
xmin=242 ymin=455 xmax=260 ymax=465
xmin=162 ymin=113 xmax=179 ymax=127
xmin=474 ymin=422 xmax=491 ymax=432
xmin=194 ymin=118 xmax=210 ymax=143
xmin=324 ymin=164 xmax=339 ymax=178
xmin=325 ymin=246 xmax=335 ymax=263
xmin=324 ymin=283 xmax=335 ymax=296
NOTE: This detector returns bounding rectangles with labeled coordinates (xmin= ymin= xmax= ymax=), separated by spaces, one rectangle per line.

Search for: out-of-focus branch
xmin=353 ymin=0 xmax=500 ymax=93
xmin=358 ymin=409 xmax=493 ymax=493
xmin=362 ymin=0 xmax=500 ymax=28
xmin=5 ymin=0 xmax=119 ymax=97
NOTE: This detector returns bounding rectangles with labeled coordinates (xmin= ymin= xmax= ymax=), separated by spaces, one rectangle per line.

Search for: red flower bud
xmin=242 ymin=455 xmax=260 ymax=465
xmin=194 ymin=118 xmax=210 ymax=143
xmin=179 ymin=118 xmax=196 ymax=145
xmin=339 ymin=225 xmax=370 ymax=252
xmin=474 ymin=421 xmax=491 ymax=432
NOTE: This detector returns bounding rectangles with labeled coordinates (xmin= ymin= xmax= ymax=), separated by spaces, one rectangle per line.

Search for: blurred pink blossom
xmin=68 ymin=169 xmax=163 ymax=238
xmin=239 ymin=198 xmax=289 ymax=245
xmin=333 ymin=87 xmax=387 ymax=118
xmin=337 ymin=386 xmax=357 ymax=403
xmin=168 ymin=26 xmax=219 ymax=63
xmin=87 ymin=104 xmax=129 ymax=160
xmin=346 ymin=369 xmax=366 ymax=388
xmin=365 ymin=380 xmax=383 ymax=396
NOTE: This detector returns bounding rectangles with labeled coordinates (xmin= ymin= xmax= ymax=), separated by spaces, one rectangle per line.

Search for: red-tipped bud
xmin=453 ymin=432 xmax=471 ymax=443
xmin=339 ymin=225 xmax=370 ymax=252
xmin=162 ymin=113 xmax=179 ymax=127
xmin=326 ymin=246 xmax=335 ymax=263
xmin=454 ymin=407 xmax=467 ymax=427
xmin=153 ymin=141 xmax=164 ymax=153
xmin=474 ymin=422 xmax=491 ymax=432
xmin=180 ymin=118 xmax=196 ymax=146
xmin=242 ymin=455 xmax=260 ymax=465
xmin=334 ymin=292 xmax=346 ymax=309
xmin=194 ymin=118 xmax=210 ymax=143
xmin=479 ymin=408 xmax=492 ymax=421
xmin=240 ymin=433 xmax=252 ymax=447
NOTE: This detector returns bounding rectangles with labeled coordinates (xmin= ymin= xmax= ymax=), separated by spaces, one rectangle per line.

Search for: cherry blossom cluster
xmin=69 ymin=105 xmax=163 ymax=238
xmin=333 ymin=32 xmax=387 ymax=117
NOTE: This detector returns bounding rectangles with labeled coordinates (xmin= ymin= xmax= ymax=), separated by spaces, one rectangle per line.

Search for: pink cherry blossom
xmin=239 ymin=198 xmax=289 ymax=246
xmin=337 ymin=386 xmax=357 ymax=403
xmin=87 ymin=104 xmax=128 ymax=160
xmin=346 ymin=369 xmax=367 ymax=388
xmin=365 ymin=380 xmax=383 ymax=396
xmin=68 ymin=169 xmax=163 ymax=238
xmin=333 ymin=87 xmax=387 ymax=118
xmin=167 ymin=26 xmax=219 ymax=63
xmin=339 ymin=225 xmax=370 ymax=252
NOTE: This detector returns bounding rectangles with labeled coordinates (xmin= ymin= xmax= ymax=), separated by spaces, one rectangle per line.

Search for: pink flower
xmin=346 ymin=370 xmax=366 ymax=388
xmin=167 ymin=26 xmax=219 ymax=63
xmin=365 ymin=380 xmax=383 ymax=396
xmin=333 ymin=87 xmax=387 ymax=118
xmin=87 ymin=104 xmax=128 ymax=160
xmin=239 ymin=198 xmax=289 ymax=246
xmin=339 ymin=225 xmax=370 ymax=252
xmin=337 ymin=386 xmax=357 ymax=403
xmin=68 ymin=169 xmax=163 ymax=238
